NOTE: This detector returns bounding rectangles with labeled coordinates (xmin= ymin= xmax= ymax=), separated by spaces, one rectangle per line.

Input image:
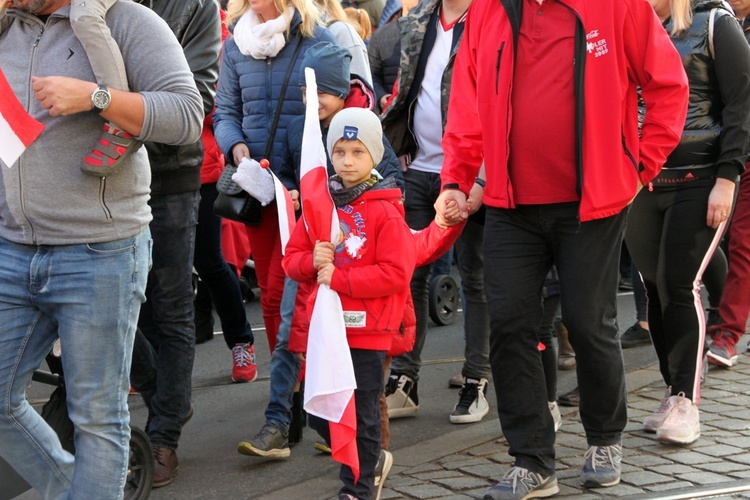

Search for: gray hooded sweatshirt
xmin=0 ymin=1 xmax=203 ymax=245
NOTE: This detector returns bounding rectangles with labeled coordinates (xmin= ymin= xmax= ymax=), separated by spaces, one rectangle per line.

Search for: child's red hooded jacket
xmin=283 ymin=186 xmax=416 ymax=351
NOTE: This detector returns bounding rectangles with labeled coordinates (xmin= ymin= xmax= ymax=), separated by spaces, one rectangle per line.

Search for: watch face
xmin=93 ymin=89 xmax=110 ymax=110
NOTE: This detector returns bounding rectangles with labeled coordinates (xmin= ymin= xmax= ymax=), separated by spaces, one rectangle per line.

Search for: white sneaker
xmin=385 ymin=374 xmax=419 ymax=418
xmin=643 ymin=386 xmax=671 ymax=432
xmin=548 ymin=401 xmax=562 ymax=432
xmin=656 ymin=393 xmax=700 ymax=444
xmin=450 ymin=378 xmax=489 ymax=424
xmin=373 ymin=449 xmax=393 ymax=500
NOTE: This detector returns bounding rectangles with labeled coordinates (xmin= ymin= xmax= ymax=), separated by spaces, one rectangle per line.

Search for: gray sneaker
xmin=483 ymin=466 xmax=559 ymax=499
xmin=237 ymin=424 xmax=290 ymax=459
xmin=580 ymin=444 xmax=621 ymax=488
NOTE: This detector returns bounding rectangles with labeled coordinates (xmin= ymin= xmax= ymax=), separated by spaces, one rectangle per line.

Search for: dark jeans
xmin=131 ymin=190 xmax=200 ymax=450
xmin=309 ymin=349 xmax=385 ymax=500
xmin=391 ymin=169 xmax=441 ymax=380
xmin=454 ymin=216 xmax=490 ymax=380
xmin=484 ymin=203 xmax=628 ymax=475
xmin=626 ymin=181 xmax=724 ymax=403
xmin=194 ymin=183 xmax=253 ymax=348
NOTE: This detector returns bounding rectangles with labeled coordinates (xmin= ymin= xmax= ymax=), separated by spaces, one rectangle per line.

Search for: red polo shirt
xmin=508 ymin=0 xmax=578 ymax=204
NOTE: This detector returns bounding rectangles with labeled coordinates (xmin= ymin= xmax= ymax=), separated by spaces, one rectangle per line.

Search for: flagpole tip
xmin=259 ymin=159 xmax=270 ymax=169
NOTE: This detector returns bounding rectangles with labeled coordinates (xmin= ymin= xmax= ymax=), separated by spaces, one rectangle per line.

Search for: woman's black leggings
xmin=625 ymin=179 xmax=726 ymax=404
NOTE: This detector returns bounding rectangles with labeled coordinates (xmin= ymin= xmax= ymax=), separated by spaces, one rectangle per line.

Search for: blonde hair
xmin=667 ymin=0 xmax=693 ymax=35
xmin=344 ymin=7 xmax=371 ymax=41
xmin=226 ymin=0 xmax=324 ymax=38
xmin=316 ymin=0 xmax=347 ymax=23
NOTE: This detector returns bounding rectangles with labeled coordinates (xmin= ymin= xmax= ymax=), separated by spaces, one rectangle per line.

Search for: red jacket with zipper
xmin=283 ymin=187 xmax=416 ymax=351
xmin=441 ymin=0 xmax=689 ymax=222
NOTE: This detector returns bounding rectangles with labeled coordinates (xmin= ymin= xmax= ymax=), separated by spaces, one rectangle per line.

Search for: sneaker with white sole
xmin=483 ymin=466 xmax=558 ymax=500
xmin=580 ymin=444 xmax=621 ymax=488
xmin=548 ymin=401 xmax=562 ymax=432
xmin=643 ymin=386 xmax=672 ymax=432
xmin=386 ymin=373 xmax=419 ymax=418
xmin=373 ymin=449 xmax=393 ymax=500
xmin=450 ymin=378 xmax=489 ymax=424
xmin=707 ymin=331 xmax=739 ymax=368
xmin=656 ymin=393 xmax=700 ymax=444
xmin=231 ymin=342 xmax=258 ymax=383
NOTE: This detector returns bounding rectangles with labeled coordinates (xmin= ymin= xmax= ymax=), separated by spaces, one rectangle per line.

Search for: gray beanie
xmin=327 ymin=108 xmax=385 ymax=166
xmin=299 ymin=42 xmax=352 ymax=99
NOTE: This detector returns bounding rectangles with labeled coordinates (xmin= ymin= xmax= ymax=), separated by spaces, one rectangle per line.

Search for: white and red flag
xmin=0 ymin=68 xmax=45 ymax=168
xmin=299 ymin=67 xmax=359 ymax=481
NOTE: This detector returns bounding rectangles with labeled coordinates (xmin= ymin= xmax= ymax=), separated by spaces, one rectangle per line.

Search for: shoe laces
xmin=712 ymin=330 xmax=735 ymax=348
xmin=502 ymin=467 xmax=537 ymax=493
xmin=232 ymin=343 xmax=254 ymax=367
xmin=584 ymin=445 xmax=620 ymax=472
xmin=457 ymin=381 xmax=480 ymax=409
xmin=667 ymin=393 xmax=693 ymax=417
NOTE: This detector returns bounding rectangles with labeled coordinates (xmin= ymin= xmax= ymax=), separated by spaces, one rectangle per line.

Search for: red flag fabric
xmin=299 ymin=67 xmax=359 ymax=481
xmin=0 ymin=68 xmax=45 ymax=168
xmin=268 ymin=168 xmax=296 ymax=255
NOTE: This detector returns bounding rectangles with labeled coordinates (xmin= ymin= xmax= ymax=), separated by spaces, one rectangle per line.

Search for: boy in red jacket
xmin=283 ymin=108 xmax=416 ymax=500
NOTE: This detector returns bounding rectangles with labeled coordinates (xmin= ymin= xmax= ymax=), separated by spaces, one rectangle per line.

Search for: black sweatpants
xmin=626 ymin=180 xmax=725 ymax=403
xmin=484 ymin=203 xmax=628 ymax=476
xmin=309 ymin=348 xmax=385 ymax=499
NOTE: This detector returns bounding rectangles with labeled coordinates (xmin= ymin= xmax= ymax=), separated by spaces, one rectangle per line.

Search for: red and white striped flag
xmin=0 ymin=68 xmax=45 ymax=168
xmin=300 ymin=67 xmax=359 ymax=481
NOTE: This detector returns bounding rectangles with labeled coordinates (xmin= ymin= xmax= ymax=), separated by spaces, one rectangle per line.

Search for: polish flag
xmin=0 ymin=69 xmax=45 ymax=168
xmin=258 ymin=159 xmax=297 ymax=254
xmin=299 ymin=67 xmax=359 ymax=481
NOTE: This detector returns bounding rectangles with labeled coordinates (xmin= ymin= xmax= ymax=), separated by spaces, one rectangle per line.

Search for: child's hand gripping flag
xmin=0 ymin=68 xmax=45 ymax=168
xmin=299 ymin=67 xmax=359 ymax=481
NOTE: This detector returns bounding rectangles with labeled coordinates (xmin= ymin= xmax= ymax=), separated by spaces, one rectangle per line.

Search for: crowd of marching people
xmin=0 ymin=0 xmax=748 ymax=498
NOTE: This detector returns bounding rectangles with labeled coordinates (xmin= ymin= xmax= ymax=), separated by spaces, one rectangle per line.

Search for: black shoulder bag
xmin=214 ymin=37 xmax=304 ymax=225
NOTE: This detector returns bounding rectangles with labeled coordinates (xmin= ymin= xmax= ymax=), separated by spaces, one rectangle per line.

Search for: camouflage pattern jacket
xmin=380 ymin=0 xmax=466 ymax=156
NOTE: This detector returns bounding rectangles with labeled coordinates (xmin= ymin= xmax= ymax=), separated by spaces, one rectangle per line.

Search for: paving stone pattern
xmin=378 ymin=356 xmax=750 ymax=499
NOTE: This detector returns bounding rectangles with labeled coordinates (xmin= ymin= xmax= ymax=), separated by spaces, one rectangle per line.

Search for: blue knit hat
xmin=299 ymin=42 xmax=352 ymax=99
xmin=380 ymin=0 xmax=402 ymax=26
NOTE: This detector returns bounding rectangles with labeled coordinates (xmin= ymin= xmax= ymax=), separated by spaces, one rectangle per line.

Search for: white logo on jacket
xmin=586 ymin=29 xmax=609 ymax=58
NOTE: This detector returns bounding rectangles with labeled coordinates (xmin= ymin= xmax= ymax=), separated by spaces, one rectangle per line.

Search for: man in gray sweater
xmin=0 ymin=1 xmax=202 ymax=498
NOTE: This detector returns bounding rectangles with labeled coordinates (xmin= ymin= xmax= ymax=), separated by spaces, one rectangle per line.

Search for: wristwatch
xmin=90 ymin=85 xmax=111 ymax=113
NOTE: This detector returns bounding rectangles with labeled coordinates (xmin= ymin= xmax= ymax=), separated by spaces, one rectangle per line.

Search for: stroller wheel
xmin=428 ymin=274 xmax=459 ymax=326
xmin=125 ymin=427 xmax=154 ymax=500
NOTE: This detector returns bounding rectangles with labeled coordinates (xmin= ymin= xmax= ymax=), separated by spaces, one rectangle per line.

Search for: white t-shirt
xmin=408 ymin=21 xmax=452 ymax=175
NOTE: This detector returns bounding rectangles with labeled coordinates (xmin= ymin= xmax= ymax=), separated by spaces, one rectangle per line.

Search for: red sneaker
xmin=81 ymin=122 xmax=141 ymax=177
xmin=231 ymin=343 xmax=258 ymax=383
xmin=707 ymin=331 xmax=739 ymax=368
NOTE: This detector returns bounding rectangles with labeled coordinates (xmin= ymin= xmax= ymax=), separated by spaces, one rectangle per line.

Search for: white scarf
xmin=233 ymin=6 xmax=295 ymax=59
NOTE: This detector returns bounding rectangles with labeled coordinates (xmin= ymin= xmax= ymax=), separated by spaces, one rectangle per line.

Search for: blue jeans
xmin=0 ymin=230 xmax=151 ymax=500
xmin=131 ymin=191 xmax=199 ymax=450
xmin=264 ymin=276 xmax=301 ymax=432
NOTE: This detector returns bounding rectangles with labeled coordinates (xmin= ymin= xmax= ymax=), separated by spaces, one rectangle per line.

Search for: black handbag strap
xmin=265 ymin=36 xmax=304 ymax=160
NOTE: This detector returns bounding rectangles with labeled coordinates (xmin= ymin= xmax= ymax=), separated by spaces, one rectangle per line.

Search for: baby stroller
xmin=4 ymin=340 xmax=154 ymax=500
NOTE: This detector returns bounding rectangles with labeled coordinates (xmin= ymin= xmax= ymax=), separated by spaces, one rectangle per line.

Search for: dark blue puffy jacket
xmin=214 ymin=11 xmax=336 ymax=174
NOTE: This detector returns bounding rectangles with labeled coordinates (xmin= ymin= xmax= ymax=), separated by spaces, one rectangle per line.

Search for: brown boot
xmin=153 ymin=446 xmax=179 ymax=488
xmin=555 ymin=321 xmax=576 ymax=371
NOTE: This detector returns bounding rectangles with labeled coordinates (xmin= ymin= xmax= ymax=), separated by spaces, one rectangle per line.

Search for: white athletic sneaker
xmin=385 ymin=374 xmax=419 ymax=418
xmin=656 ymin=393 xmax=700 ymax=445
xmin=450 ymin=378 xmax=489 ymax=424
xmin=548 ymin=401 xmax=562 ymax=432
xmin=643 ymin=386 xmax=671 ymax=432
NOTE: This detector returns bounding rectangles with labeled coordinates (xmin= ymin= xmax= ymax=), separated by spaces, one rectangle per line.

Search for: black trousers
xmin=625 ymin=180 xmax=724 ymax=403
xmin=309 ymin=349 xmax=385 ymax=499
xmin=484 ymin=203 xmax=628 ymax=475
